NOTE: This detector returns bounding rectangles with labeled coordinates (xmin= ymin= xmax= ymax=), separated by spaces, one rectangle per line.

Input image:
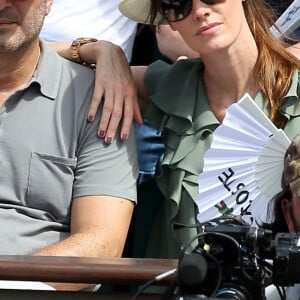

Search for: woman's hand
xmin=80 ymin=40 xmax=143 ymax=143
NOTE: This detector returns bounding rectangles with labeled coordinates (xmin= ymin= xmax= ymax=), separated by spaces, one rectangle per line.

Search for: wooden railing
xmin=0 ymin=256 xmax=178 ymax=300
xmin=0 ymin=255 xmax=177 ymax=285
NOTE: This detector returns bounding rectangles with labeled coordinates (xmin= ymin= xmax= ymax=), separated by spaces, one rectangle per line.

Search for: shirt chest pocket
xmin=26 ymin=152 xmax=77 ymax=223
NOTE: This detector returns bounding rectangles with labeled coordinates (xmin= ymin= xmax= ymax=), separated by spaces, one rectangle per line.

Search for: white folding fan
xmin=196 ymin=93 xmax=291 ymax=226
xmin=270 ymin=0 xmax=300 ymax=38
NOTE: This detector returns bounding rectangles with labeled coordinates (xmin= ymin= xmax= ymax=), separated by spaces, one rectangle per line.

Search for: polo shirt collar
xmin=29 ymin=40 xmax=62 ymax=100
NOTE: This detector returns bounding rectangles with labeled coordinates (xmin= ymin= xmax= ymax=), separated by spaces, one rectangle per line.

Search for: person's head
xmin=120 ymin=0 xmax=300 ymax=129
xmin=280 ymin=133 xmax=300 ymax=232
xmin=154 ymin=0 xmax=251 ymax=57
xmin=120 ymin=1 xmax=277 ymax=42
xmin=265 ymin=134 xmax=300 ymax=235
xmin=0 ymin=0 xmax=53 ymax=53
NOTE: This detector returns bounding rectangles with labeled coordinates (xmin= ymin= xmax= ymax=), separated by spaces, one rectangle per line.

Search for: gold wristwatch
xmin=70 ymin=37 xmax=98 ymax=66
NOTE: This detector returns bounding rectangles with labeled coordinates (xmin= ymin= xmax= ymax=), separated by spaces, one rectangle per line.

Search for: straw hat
xmin=118 ymin=0 xmax=166 ymax=24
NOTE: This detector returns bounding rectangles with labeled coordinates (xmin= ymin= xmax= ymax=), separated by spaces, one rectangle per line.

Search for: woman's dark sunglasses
xmin=162 ymin=0 xmax=222 ymax=22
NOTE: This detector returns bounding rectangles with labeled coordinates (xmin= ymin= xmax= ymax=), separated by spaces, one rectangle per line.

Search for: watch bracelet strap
xmin=71 ymin=38 xmax=97 ymax=68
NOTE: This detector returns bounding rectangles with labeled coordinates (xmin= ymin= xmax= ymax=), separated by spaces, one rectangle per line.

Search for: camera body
xmin=272 ymin=232 xmax=300 ymax=286
xmin=176 ymin=222 xmax=300 ymax=299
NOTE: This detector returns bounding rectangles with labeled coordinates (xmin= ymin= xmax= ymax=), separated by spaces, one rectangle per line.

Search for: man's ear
xmin=281 ymin=198 xmax=296 ymax=232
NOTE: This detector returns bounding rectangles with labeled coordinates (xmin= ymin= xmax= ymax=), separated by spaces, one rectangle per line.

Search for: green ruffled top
xmin=144 ymin=58 xmax=300 ymax=259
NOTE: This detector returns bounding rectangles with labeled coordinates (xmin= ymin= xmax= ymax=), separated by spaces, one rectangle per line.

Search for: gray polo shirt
xmin=0 ymin=41 xmax=138 ymax=254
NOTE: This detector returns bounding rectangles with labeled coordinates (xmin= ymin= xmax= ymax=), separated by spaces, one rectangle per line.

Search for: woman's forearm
xmin=47 ymin=40 xmax=143 ymax=141
xmin=48 ymin=42 xmax=72 ymax=60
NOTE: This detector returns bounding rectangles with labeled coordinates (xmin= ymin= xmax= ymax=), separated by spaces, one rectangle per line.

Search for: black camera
xmin=175 ymin=219 xmax=300 ymax=300
xmin=272 ymin=232 xmax=300 ymax=286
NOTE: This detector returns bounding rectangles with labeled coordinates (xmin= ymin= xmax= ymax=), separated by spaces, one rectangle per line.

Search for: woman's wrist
xmin=79 ymin=40 xmax=121 ymax=67
xmin=70 ymin=37 xmax=98 ymax=67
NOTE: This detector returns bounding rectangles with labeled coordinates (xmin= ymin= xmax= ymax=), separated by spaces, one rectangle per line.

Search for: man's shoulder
xmin=57 ymin=52 xmax=95 ymax=83
xmin=38 ymin=42 xmax=95 ymax=112
xmin=40 ymin=41 xmax=95 ymax=83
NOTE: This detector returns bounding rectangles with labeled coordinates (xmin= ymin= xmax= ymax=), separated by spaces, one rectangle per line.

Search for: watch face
xmin=71 ymin=38 xmax=97 ymax=47
xmin=77 ymin=38 xmax=98 ymax=44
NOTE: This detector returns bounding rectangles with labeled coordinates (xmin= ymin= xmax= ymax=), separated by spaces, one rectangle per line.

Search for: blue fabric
xmin=134 ymin=121 xmax=165 ymax=185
